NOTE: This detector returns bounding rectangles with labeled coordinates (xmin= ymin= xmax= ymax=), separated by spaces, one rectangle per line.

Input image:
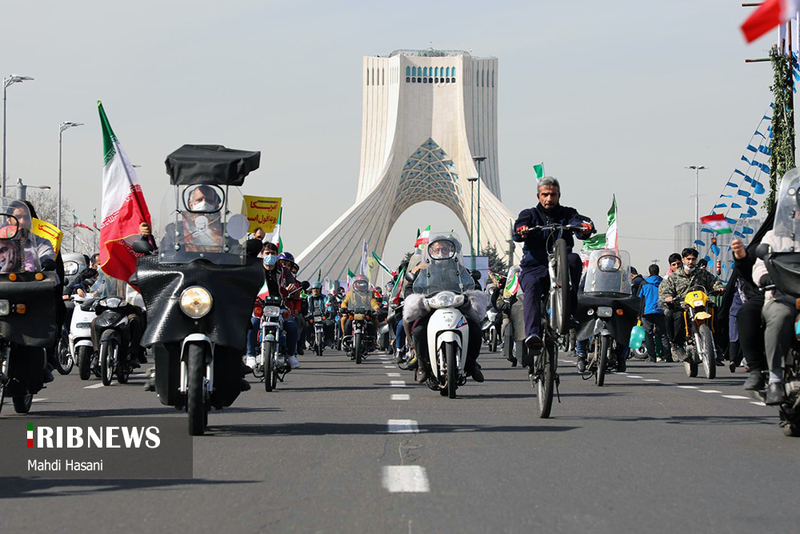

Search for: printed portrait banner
xmin=243 ymin=195 xmax=282 ymax=233
xmin=31 ymin=218 xmax=63 ymax=255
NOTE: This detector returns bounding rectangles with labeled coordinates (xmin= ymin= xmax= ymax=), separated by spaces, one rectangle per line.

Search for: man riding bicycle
xmin=513 ymin=176 xmax=594 ymax=358
xmin=658 ymin=247 xmax=724 ymax=362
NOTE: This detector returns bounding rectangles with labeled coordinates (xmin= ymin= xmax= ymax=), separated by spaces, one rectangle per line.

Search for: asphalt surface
xmin=2 ymin=345 xmax=798 ymax=534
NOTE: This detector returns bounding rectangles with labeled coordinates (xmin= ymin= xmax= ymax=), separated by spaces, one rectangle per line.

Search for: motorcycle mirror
xmin=301 ymin=280 xmax=310 ymax=290
xmin=755 ymin=243 xmax=771 ymax=261
xmin=227 ymin=214 xmax=249 ymax=241
xmin=245 ymin=238 xmax=262 ymax=258
xmin=132 ymin=239 xmax=154 ymax=254
xmin=471 ymin=270 xmax=482 ymax=281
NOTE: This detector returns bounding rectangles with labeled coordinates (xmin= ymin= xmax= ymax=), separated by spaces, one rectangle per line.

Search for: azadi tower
xmin=297 ymin=49 xmax=520 ymax=281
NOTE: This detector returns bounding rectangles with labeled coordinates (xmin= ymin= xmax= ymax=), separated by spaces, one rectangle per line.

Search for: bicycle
xmin=517 ymin=223 xmax=587 ymax=418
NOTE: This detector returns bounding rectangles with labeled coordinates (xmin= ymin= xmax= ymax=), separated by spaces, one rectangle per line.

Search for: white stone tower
xmin=297 ymin=49 xmax=519 ymax=281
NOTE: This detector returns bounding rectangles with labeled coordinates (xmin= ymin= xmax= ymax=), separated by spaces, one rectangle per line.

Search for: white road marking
xmin=382 ymin=466 xmax=430 ymax=493
xmin=31 ymin=398 xmax=48 ymax=402
xmin=677 ymin=385 xmax=698 ymax=389
xmin=387 ymin=419 xmax=419 ymax=433
xmin=698 ymin=390 xmax=722 ymax=394
xmin=390 ymin=380 xmax=406 ymax=387
xmin=391 ymin=394 xmax=410 ymax=401
xmin=722 ymin=395 xmax=750 ymax=400
xmin=384 ymin=365 xmax=395 ymax=369
xmin=642 ymin=379 xmax=660 ymax=382
xmin=626 ymin=375 xmax=643 ymax=379
xmin=751 ymin=401 xmax=767 ymax=406
xmin=84 ymin=383 xmax=105 ymax=389
xmin=387 ymin=373 xmax=401 ymax=377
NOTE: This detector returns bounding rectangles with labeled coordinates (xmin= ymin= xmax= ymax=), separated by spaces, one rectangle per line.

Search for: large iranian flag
xmin=604 ymin=195 xmax=617 ymax=251
xmin=97 ymin=101 xmax=151 ymax=285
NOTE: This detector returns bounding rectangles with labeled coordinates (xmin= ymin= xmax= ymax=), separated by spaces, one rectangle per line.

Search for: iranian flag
xmin=414 ymin=225 xmax=431 ymax=249
xmin=504 ymin=271 xmax=520 ymax=295
xmin=269 ymin=207 xmax=283 ymax=252
xmin=73 ymin=214 xmax=91 ymax=230
xmin=97 ymin=101 xmax=151 ymax=285
xmin=604 ymin=195 xmax=618 ymax=251
xmin=741 ymin=0 xmax=800 ymax=43
xmin=372 ymin=251 xmax=396 ymax=276
xmin=700 ymin=213 xmax=732 ymax=234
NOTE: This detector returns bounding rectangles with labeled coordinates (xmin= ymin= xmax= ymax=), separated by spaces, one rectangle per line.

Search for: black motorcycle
xmin=574 ymin=250 xmax=638 ymax=386
xmin=343 ymin=308 xmax=376 ymax=364
xmin=133 ymin=145 xmax=264 ymax=435
xmin=0 ymin=200 xmax=61 ymax=414
xmin=94 ymin=296 xmax=143 ymax=386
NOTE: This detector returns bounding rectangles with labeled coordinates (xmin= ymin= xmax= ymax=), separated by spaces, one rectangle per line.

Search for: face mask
xmin=191 ymin=200 xmax=215 ymax=212
xmin=684 ymin=264 xmax=695 ymax=273
xmin=263 ymin=255 xmax=277 ymax=267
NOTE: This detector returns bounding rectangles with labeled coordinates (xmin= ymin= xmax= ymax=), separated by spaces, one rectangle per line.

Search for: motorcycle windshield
xmin=582 ymin=249 xmax=632 ymax=296
xmin=157 ymin=184 xmax=251 ymax=265
xmin=773 ymin=168 xmax=800 ymax=248
xmin=412 ymin=232 xmax=475 ymax=297
xmin=0 ymin=198 xmax=52 ymax=274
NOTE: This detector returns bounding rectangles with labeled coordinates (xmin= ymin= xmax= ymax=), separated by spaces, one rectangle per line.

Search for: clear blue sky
xmin=1 ymin=1 xmax=780 ymax=271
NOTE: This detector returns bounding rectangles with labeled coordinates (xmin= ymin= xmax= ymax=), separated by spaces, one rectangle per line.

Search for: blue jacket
xmin=638 ymin=275 xmax=663 ymax=315
xmin=513 ymin=203 xmax=591 ymax=269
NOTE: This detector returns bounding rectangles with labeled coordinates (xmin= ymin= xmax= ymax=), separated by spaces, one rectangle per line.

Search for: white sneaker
xmin=245 ymin=356 xmax=257 ymax=369
xmin=287 ymin=355 xmax=300 ymax=369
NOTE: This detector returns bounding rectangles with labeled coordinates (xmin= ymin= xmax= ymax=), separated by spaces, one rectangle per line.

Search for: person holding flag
xmin=513 ymin=176 xmax=595 ymax=356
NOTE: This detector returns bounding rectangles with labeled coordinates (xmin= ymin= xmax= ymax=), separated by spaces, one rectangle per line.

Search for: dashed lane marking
xmin=382 ymin=466 xmax=430 ymax=493
xmin=677 ymin=385 xmax=698 ymax=389
xmin=387 ymin=373 xmax=401 ymax=377
xmin=698 ymin=390 xmax=722 ymax=394
xmin=31 ymin=398 xmax=48 ymax=402
xmin=391 ymin=394 xmax=410 ymax=401
xmin=384 ymin=365 xmax=395 ymax=369
xmin=626 ymin=375 xmax=643 ymax=379
xmin=387 ymin=419 xmax=419 ymax=433
xmin=642 ymin=379 xmax=660 ymax=382
xmin=390 ymin=381 xmax=406 ymax=387
xmin=84 ymin=383 xmax=105 ymax=389
xmin=722 ymin=395 xmax=750 ymax=400
xmin=751 ymin=401 xmax=767 ymax=406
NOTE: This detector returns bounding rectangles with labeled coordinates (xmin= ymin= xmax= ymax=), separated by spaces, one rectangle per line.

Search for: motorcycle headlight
xmin=264 ymin=306 xmax=281 ymax=318
xmin=180 ymin=286 xmax=213 ymax=319
xmin=100 ymin=297 xmax=124 ymax=308
xmin=427 ymin=291 xmax=464 ymax=309
xmin=354 ymin=314 xmax=366 ymax=321
xmin=597 ymin=306 xmax=613 ymax=318
xmin=0 ymin=300 xmax=8 ymax=316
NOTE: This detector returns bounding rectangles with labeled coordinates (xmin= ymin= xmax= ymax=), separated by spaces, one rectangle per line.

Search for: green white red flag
xmin=414 ymin=225 xmax=430 ymax=249
xmin=97 ymin=101 xmax=151 ymax=286
xmin=269 ymin=207 xmax=283 ymax=252
xmin=372 ymin=251 xmax=396 ymax=276
xmin=700 ymin=213 xmax=732 ymax=234
xmin=604 ymin=195 xmax=617 ymax=251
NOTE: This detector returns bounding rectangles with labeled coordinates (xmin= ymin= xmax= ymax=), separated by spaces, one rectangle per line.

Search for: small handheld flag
xmin=700 ymin=213 xmax=732 ymax=234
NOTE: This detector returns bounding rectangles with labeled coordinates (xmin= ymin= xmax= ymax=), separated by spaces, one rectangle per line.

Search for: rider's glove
xmin=758 ymin=274 xmax=773 ymax=288
xmin=580 ymin=222 xmax=594 ymax=233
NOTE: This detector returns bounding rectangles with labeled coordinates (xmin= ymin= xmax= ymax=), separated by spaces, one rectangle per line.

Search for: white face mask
xmin=191 ymin=200 xmax=215 ymax=213
xmin=684 ymin=264 xmax=695 ymax=273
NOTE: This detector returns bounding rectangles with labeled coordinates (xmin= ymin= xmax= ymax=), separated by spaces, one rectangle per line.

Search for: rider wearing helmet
xmin=340 ymin=274 xmax=381 ymax=336
xmin=307 ymin=281 xmax=332 ymax=347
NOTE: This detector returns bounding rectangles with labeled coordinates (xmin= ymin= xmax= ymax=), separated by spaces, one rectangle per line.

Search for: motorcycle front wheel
xmin=77 ymin=345 xmax=92 ymax=381
xmin=263 ymin=340 xmax=275 ymax=392
xmin=55 ymin=331 xmax=73 ymax=375
xmin=186 ymin=341 xmax=207 ymax=436
xmin=100 ymin=340 xmax=116 ymax=386
xmin=698 ymin=325 xmax=716 ymax=379
xmin=13 ymin=394 xmax=32 ymax=414
xmin=596 ymin=335 xmax=609 ymax=387
xmin=315 ymin=332 xmax=323 ymax=356
xmin=446 ymin=342 xmax=458 ymax=399
xmin=355 ymin=332 xmax=363 ymax=365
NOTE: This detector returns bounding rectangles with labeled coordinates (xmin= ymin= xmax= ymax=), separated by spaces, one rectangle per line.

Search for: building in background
xmin=297 ymin=49 xmax=520 ymax=281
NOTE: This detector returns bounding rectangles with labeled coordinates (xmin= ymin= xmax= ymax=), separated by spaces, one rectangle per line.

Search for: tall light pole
xmin=686 ymin=165 xmax=707 ymax=245
xmin=3 ymin=74 xmax=34 ymax=198
xmin=467 ymin=177 xmax=478 ymax=270
xmin=58 ymin=121 xmax=83 ymax=228
xmin=473 ymin=156 xmax=486 ymax=257
xmin=15 ymin=177 xmax=50 ymax=201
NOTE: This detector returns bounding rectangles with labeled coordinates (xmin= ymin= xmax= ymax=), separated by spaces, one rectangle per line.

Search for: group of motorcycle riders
xmin=3 ymin=169 xmax=799 ymax=436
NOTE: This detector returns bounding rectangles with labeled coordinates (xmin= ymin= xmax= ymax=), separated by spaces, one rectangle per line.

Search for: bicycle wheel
xmin=596 ymin=335 xmax=609 ymax=387
xmin=552 ymin=239 xmax=570 ymax=335
xmin=537 ymin=334 xmax=556 ymax=418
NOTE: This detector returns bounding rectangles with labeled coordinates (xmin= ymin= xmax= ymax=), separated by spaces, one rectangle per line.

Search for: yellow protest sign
xmin=31 ymin=218 xmax=63 ymax=255
xmin=242 ymin=196 xmax=281 ymax=233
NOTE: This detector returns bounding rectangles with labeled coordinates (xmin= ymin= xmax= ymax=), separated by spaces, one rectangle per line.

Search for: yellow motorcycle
xmin=681 ymin=286 xmax=717 ymax=379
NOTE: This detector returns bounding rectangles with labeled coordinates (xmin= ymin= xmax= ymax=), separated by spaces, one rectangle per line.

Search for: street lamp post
xmin=467 ymin=177 xmax=478 ymax=270
xmin=3 ymin=74 xmax=34 ymax=198
xmin=473 ymin=156 xmax=486 ymax=257
xmin=58 ymin=121 xmax=84 ymax=228
xmin=686 ymin=165 xmax=706 ymax=246
xmin=15 ymin=177 xmax=50 ymax=201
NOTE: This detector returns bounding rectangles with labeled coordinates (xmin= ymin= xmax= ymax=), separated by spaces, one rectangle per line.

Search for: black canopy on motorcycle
xmin=165 ymin=145 xmax=261 ymax=186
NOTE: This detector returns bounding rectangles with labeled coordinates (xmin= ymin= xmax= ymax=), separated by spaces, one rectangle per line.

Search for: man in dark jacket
xmin=513 ymin=177 xmax=594 ymax=353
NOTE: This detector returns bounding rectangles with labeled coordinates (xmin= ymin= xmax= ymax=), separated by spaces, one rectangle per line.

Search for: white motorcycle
xmin=425 ymin=290 xmax=471 ymax=398
xmin=70 ymin=295 xmax=98 ymax=380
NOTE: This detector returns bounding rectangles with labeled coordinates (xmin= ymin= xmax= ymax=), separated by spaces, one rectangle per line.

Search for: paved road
xmin=2 ymin=346 xmax=798 ymax=534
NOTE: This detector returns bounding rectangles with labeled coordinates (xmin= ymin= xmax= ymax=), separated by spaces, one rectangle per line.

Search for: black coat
xmin=513 ymin=203 xmax=592 ymax=269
